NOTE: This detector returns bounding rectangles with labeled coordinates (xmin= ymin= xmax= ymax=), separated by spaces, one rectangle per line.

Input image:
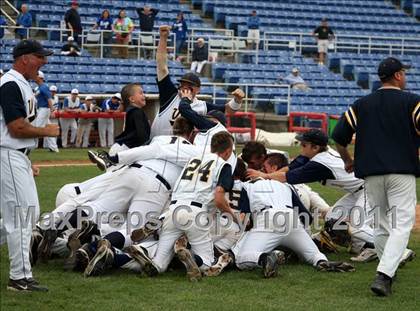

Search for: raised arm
xmin=157 ymin=25 xmax=171 ymax=82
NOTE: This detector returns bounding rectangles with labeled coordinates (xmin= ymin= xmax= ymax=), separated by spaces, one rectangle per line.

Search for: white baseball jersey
xmin=64 ymin=96 xmax=80 ymax=109
xmin=172 ymin=153 xmax=230 ymax=211
xmin=0 ymin=69 xmax=37 ymax=150
xmin=226 ymin=179 xmax=243 ymax=211
xmin=311 ymin=148 xmax=363 ymax=193
xmin=150 ymin=95 xmax=207 ymax=137
xmin=242 ymin=179 xmax=293 ymax=213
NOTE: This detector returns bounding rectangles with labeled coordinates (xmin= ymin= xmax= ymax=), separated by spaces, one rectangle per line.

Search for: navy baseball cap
xmin=207 ymin=110 xmax=226 ymax=126
xmin=296 ymin=129 xmax=328 ymax=146
xmin=377 ymin=57 xmax=410 ymax=80
xmin=13 ymin=39 xmax=53 ymax=59
xmin=178 ymin=72 xmax=201 ymax=87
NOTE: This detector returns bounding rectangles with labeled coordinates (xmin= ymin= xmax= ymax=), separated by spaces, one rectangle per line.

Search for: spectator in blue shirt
xmin=15 ymin=3 xmax=32 ymax=39
xmin=0 ymin=13 xmax=7 ymax=39
xmin=247 ymin=10 xmax=260 ymax=49
xmin=172 ymin=11 xmax=188 ymax=59
xmin=92 ymin=9 xmax=113 ymax=58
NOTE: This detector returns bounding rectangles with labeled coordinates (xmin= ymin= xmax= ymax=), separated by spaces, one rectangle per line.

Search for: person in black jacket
xmin=332 ymin=57 xmax=419 ymax=297
xmin=64 ymin=1 xmax=82 ymax=44
xmin=136 ymin=5 xmax=159 ymax=32
xmin=190 ymin=37 xmax=209 ymax=74
xmin=109 ymin=83 xmax=150 ymax=156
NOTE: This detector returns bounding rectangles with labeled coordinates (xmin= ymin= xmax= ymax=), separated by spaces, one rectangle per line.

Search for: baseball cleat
xmin=350 ymin=248 xmax=378 ymax=263
xmin=174 ymin=235 xmax=189 ymax=253
xmin=7 ymin=278 xmax=48 ymax=292
xmin=398 ymin=249 xmax=416 ymax=268
xmin=176 ymin=248 xmax=202 ymax=282
xmin=204 ymin=253 xmax=233 ymax=277
xmin=37 ymin=229 xmax=58 ymax=262
xmin=74 ymin=243 xmax=94 ymax=272
xmin=260 ymin=251 xmax=280 ymax=278
xmin=30 ymin=228 xmax=43 ymax=266
xmin=316 ymin=260 xmax=355 ymax=272
xmin=88 ymin=150 xmax=113 ymax=171
xmin=312 ymin=231 xmax=339 ymax=254
xmin=124 ymin=245 xmax=154 ymax=270
xmin=371 ymin=273 xmax=392 ymax=297
xmin=63 ymin=233 xmax=83 ymax=271
xmin=130 ymin=223 xmax=158 ymax=243
xmin=84 ymin=239 xmax=114 ymax=277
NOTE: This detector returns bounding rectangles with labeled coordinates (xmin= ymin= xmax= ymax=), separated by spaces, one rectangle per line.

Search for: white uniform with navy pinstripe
xmin=0 ymin=69 xmax=40 ymax=281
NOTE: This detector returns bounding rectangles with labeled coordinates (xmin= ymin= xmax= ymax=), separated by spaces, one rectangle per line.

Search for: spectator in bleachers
xmin=0 ymin=13 xmax=7 ymax=39
xmin=136 ymin=5 xmax=159 ymax=58
xmin=76 ymin=96 xmax=96 ymax=148
xmin=247 ymin=10 xmax=260 ymax=49
xmin=65 ymin=0 xmax=82 ymax=44
xmin=98 ymin=93 xmax=121 ymax=148
xmin=113 ymin=9 xmax=134 ymax=59
xmin=172 ymin=11 xmax=188 ymax=59
xmin=15 ymin=3 xmax=32 ymax=40
xmin=61 ymin=36 xmax=81 ymax=56
xmin=34 ymin=71 xmax=59 ymax=152
xmin=92 ymin=9 xmax=113 ymax=58
xmin=312 ymin=18 xmax=334 ymax=66
xmin=136 ymin=4 xmax=159 ymax=32
xmin=279 ymin=67 xmax=310 ymax=91
xmin=61 ymin=88 xmax=80 ymax=148
xmin=190 ymin=37 xmax=209 ymax=75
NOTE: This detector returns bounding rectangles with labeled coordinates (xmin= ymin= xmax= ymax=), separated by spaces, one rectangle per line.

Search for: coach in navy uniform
xmin=332 ymin=57 xmax=419 ymax=297
xmin=0 ymin=39 xmax=59 ymax=292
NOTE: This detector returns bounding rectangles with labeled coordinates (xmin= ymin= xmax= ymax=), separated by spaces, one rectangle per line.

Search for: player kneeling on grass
xmin=232 ymin=154 xmax=355 ymax=277
xmin=127 ymin=131 xmax=236 ymax=281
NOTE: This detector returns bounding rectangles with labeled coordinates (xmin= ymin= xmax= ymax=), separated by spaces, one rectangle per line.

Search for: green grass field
xmin=1 ymin=148 xmax=419 ymax=310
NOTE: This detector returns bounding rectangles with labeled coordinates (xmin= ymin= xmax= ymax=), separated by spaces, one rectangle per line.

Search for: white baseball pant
xmin=1 ymin=148 xmax=40 ymax=280
xmin=35 ymin=107 xmax=59 ymax=151
xmin=152 ymin=204 xmax=215 ymax=273
xmin=190 ymin=61 xmax=207 ymax=74
xmin=75 ymin=119 xmax=92 ymax=148
xmin=98 ymin=118 xmax=114 ymax=147
xmin=60 ymin=118 xmax=77 ymax=148
xmin=365 ymin=174 xmax=416 ymax=278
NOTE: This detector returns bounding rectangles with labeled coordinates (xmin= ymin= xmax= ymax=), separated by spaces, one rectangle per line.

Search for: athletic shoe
xmin=7 ymin=278 xmax=48 ymax=292
xmin=174 ymin=235 xmax=189 ymax=253
xmin=37 ymin=229 xmax=58 ymax=262
xmin=74 ymin=243 xmax=94 ymax=272
xmin=88 ymin=150 xmax=113 ymax=171
xmin=316 ymin=260 xmax=355 ymax=272
xmin=48 ymin=148 xmax=59 ymax=153
xmin=63 ymin=233 xmax=83 ymax=271
xmin=84 ymin=239 xmax=114 ymax=277
xmin=130 ymin=222 xmax=159 ymax=243
xmin=399 ymin=249 xmax=416 ymax=268
xmin=371 ymin=273 xmax=392 ymax=296
xmin=124 ymin=245 xmax=154 ymax=270
xmin=260 ymin=251 xmax=280 ymax=278
xmin=204 ymin=253 xmax=233 ymax=277
xmin=30 ymin=228 xmax=43 ymax=266
xmin=350 ymin=248 xmax=378 ymax=263
xmin=312 ymin=231 xmax=338 ymax=253
xmin=69 ymin=220 xmax=99 ymax=245
xmin=176 ymin=248 xmax=202 ymax=282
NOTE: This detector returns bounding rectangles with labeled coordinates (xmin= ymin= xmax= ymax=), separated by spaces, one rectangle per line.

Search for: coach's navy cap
xmin=13 ymin=39 xmax=53 ymax=59
xmin=296 ymin=129 xmax=328 ymax=146
xmin=377 ymin=57 xmax=411 ymax=79
xmin=178 ymin=72 xmax=201 ymax=87
xmin=207 ymin=110 xmax=226 ymax=126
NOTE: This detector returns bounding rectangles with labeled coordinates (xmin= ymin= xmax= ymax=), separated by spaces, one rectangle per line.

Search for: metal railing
xmin=201 ymin=82 xmax=291 ymax=115
xmin=263 ymin=31 xmax=420 ymax=55
xmin=0 ymin=25 xmax=73 ymax=41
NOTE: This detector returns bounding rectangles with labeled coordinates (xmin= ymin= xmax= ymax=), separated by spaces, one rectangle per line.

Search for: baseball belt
xmin=129 ymin=163 xmax=171 ymax=191
xmin=170 ymin=200 xmax=203 ymax=208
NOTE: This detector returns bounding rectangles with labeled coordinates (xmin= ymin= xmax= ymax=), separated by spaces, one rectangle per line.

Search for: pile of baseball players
xmin=2 ymin=27 xmax=417 ymax=298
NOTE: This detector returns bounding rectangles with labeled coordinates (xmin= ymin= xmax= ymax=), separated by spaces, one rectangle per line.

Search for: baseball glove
xmin=317 ymin=261 xmax=355 ymax=273
xmin=324 ymin=219 xmax=352 ymax=248
xmin=312 ymin=231 xmax=339 ymax=253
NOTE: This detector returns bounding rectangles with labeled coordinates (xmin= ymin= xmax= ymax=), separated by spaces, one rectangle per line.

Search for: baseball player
xmin=247 ymin=129 xmax=376 ymax=256
xmin=133 ymin=131 xmax=235 ymax=281
xmin=332 ymin=57 xmax=419 ymax=296
xmin=33 ymin=71 xmax=55 ymax=151
xmin=75 ymin=96 xmax=96 ymax=148
xmin=98 ymin=93 xmax=121 ymax=148
xmin=0 ymin=39 xmax=59 ymax=291
xmin=151 ymin=25 xmax=243 ymax=138
xmin=232 ymin=159 xmax=355 ymax=278
xmin=43 ymin=85 xmax=60 ymax=152
xmin=61 ymin=88 xmax=80 ymax=148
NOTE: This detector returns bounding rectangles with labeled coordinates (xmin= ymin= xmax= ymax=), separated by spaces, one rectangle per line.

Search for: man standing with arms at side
xmin=0 ymin=39 xmax=59 ymax=291
xmin=332 ymin=57 xmax=419 ymax=297
xmin=64 ymin=1 xmax=82 ymax=44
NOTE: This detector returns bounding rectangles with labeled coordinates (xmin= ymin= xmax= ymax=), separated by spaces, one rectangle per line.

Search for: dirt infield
xmin=415 ymin=204 xmax=420 ymax=231
xmin=33 ymin=160 xmax=93 ymax=167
